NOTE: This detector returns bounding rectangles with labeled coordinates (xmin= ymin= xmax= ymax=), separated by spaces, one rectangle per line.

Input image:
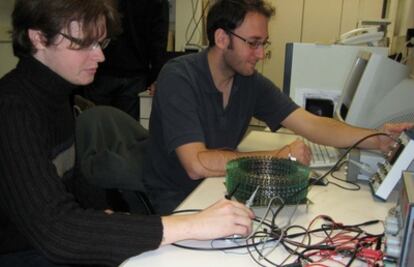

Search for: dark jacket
xmin=98 ymin=0 xmax=170 ymax=86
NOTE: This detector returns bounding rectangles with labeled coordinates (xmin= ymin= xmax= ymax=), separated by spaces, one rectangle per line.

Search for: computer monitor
xmin=366 ymin=78 xmax=414 ymax=128
xmin=334 ymin=52 xmax=410 ymax=128
xmin=283 ymin=43 xmax=388 ymax=110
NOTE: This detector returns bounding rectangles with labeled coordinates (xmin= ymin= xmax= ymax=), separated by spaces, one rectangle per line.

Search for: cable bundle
xmin=226 ymin=157 xmax=310 ymax=206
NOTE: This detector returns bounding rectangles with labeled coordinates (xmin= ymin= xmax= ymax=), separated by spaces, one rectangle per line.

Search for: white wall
xmin=174 ymin=0 xmax=205 ymax=51
xmin=0 ymin=0 xmax=14 ymax=30
xmin=394 ymin=0 xmax=413 ymax=36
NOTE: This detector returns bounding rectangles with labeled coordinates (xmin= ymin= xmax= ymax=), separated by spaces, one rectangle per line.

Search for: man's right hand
xmin=160 ymin=199 xmax=255 ymax=245
xmin=275 ymin=139 xmax=311 ymax=166
xmin=191 ymin=199 xmax=255 ymax=239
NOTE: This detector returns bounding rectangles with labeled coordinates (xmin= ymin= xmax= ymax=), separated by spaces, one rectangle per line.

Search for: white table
xmin=121 ymin=131 xmax=397 ymax=267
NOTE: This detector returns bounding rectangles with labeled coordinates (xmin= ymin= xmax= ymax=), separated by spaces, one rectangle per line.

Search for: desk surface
xmin=238 ymin=130 xmax=299 ymax=152
xmin=121 ymin=131 xmax=396 ymax=267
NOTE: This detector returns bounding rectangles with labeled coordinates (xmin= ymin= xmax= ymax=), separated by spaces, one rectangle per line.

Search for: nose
xmin=255 ymin=45 xmax=265 ymax=60
xmin=91 ymin=47 xmax=105 ymax=63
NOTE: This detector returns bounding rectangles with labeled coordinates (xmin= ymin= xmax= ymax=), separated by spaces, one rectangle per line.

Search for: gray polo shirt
xmin=147 ymin=49 xmax=298 ymax=197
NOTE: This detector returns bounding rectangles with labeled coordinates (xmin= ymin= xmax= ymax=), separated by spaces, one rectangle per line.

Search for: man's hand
xmin=376 ymin=122 xmax=414 ymax=153
xmin=161 ymin=199 xmax=254 ymax=245
xmin=275 ymin=139 xmax=312 ymax=166
xmin=147 ymin=82 xmax=157 ymax=96
xmin=191 ymin=199 xmax=255 ymax=239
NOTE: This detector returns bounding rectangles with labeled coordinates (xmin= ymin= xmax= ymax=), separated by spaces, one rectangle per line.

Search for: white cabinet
xmin=262 ymin=0 xmax=384 ymax=89
xmin=301 ymin=0 xmax=343 ymax=43
xmin=0 ymin=42 xmax=17 ymax=78
xmin=261 ymin=0 xmax=303 ymax=91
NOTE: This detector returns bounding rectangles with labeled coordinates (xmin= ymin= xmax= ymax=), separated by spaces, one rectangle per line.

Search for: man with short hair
xmin=146 ymin=0 xmax=412 ymax=214
xmin=0 ymin=1 xmax=254 ymax=266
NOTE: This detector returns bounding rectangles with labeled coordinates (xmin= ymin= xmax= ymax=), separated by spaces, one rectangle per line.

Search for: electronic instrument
xmin=369 ymin=128 xmax=414 ymax=200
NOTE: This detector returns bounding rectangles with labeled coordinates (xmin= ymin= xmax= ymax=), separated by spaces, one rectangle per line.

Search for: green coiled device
xmin=225 ymin=157 xmax=310 ymax=206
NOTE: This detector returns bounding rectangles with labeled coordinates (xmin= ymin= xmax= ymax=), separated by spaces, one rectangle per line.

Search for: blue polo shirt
xmin=147 ymin=49 xmax=298 ymax=199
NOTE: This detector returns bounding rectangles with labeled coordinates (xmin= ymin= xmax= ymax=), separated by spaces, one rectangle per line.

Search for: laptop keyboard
xmin=302 ymin=139 xmax=339 ymax=168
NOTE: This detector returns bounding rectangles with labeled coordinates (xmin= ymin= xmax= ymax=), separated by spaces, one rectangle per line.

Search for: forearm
xmin=284 ymin=108 xmax=381 ymax=149
xmin=191 ymin=148 xmax=282 ymax=179
xmin=160 ymin=214 xmax=196 ymax=245
xmin=286 ymin=110 xmax=377 ymax=149
xmin=307 ymin=117 xmax=379 ymax=149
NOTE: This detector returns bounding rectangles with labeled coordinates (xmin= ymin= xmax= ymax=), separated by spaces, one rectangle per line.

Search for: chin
xmin=241 ymin=65 xmax=257 ymax=76
xmin=79 ymin=76 xmax=95 ymax=85
xmin=239 ymin=69 xmax=255 ymax=77
xmin=72 ymin=80 xmax=93 ymax=86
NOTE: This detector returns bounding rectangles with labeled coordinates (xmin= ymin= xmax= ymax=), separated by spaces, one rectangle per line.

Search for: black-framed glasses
xmin=228 ymin=31 xmax=271 ymax=49
xmin=59 ymin=32 xmax=111 ymax=50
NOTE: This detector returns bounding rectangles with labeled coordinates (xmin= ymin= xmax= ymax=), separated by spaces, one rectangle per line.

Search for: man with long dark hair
xmin=0 ymin=1 xmax=254 ymax=266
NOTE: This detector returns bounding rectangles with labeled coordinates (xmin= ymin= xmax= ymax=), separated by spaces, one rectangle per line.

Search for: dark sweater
xmin=0 ymin=56 xmax=163 ymax=266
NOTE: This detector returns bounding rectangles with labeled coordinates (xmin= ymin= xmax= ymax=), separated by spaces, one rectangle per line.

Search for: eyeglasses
xmin=59 ymin=32 xmax=111 ymax=50
xmin=228 ymin=31 xmax=271 ymax=49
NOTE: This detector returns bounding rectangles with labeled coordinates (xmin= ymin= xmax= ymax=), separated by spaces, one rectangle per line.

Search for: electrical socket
xmin=407 ymin=28 xmax=414 ymax=47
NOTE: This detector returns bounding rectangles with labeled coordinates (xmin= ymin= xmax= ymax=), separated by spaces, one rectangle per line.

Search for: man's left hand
xmin=147 ymin=82 xmax=157 ymax=96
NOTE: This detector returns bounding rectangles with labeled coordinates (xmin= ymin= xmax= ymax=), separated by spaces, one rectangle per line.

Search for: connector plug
xmin=245 ymin=186 xmax=260 ymax=208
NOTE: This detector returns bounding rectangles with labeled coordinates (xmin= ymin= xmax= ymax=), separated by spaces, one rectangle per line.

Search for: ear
xmin=28 ymin=29 xmax=47 ymax=50
xmin=214 ymin=28 xmax=230 ymax=50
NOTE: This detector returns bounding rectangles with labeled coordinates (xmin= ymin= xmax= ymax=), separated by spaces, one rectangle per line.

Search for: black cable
xmin=247 ymin=227 xmax=310 ymax=267
xmin=342 ymin=219 xmax=382 ymax=228
xmin=170 ymin=209 xmax=202 ymax=214
xmin=345 ymin=241 xmax=361 ymax=267
xmin=280 ymin=225 xmax=313 ymax=263
xmin=247 ymin=230 xmax=280 ymax=267
xmin=172 ymin=239 xmax=267 ymax=251
xmin=270 ymin=198 xmax=285 ymax=230
xmin=283 ymin=220 xmax=382 ymax=241
xmin=225 ymin=182 xmax=240 ymax=199
xmin=309 ymin=132 xmax=395 ymax=185
xmin=282 ymin=224 xmax=312 ymax=241
xmin=327 ymin=160 xmax=360 ymax=191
